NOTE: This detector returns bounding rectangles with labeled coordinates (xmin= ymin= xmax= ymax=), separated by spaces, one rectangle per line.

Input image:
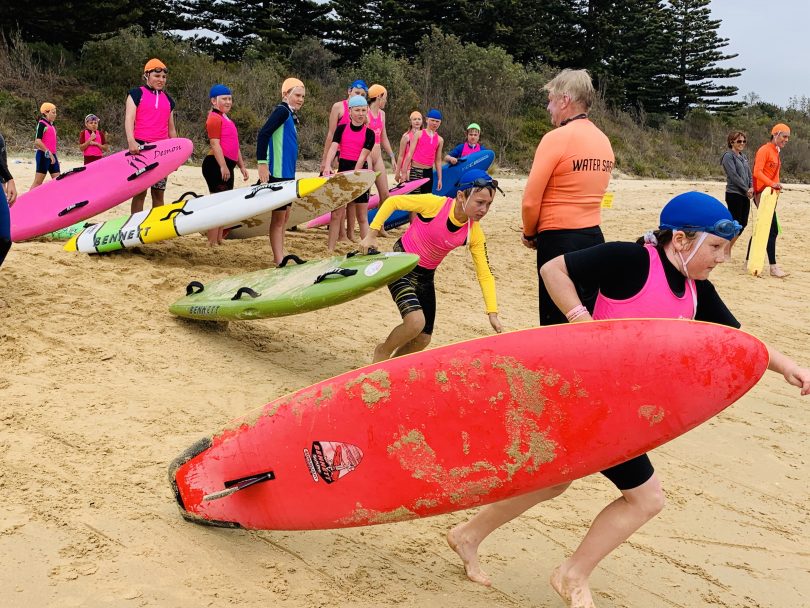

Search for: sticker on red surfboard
xmin=303 ymin=441 xmax=364 ymax=484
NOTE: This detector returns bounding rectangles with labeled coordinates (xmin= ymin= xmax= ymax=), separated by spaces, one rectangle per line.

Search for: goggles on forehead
xmin=660 ymin=218 xmax=742 ymax=239
xmin=457 ymin=176 xmax=504 ymax=196
xmin=149 ymin=68 xmax=168 ymax=75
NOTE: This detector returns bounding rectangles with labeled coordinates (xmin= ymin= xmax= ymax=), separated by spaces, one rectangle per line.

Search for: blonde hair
xmin=543 ymin=69 xmax=595 ymax=109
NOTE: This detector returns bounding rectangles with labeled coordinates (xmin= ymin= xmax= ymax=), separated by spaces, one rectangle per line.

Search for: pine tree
xmin=665 ymin=0 xmax=743 ymax=118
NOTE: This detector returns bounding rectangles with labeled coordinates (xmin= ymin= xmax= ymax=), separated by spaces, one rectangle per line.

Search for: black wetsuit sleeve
xmin=332 ymin=124 xmax=347 ymax=144
xmin=166 ymin=92 xmax=176 ymax=111
xmin=35 ymin=122 xmax=47 ymax=140
xmin=128 ymin=87 xmax=142 ymax=106
xmin=256 ymin=105 xmax=289 ymax=162
xmin=0 ymin=134 xmax=12 ymax=182
xmin=563 ymin=242 xmax=650 ymax=300
xmin=695 ymin=281 xmax=740 ymax=328
xmin=363 ymin=129 xmax=375 ymax=150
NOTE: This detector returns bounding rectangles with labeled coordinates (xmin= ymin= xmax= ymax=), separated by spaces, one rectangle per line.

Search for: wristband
xmin=565 ymin=304 xmax=588 ymax=322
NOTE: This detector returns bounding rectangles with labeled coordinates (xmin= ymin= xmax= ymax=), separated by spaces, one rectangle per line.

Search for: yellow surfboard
xmin=747 ymin=187 xmax=779 ymax=277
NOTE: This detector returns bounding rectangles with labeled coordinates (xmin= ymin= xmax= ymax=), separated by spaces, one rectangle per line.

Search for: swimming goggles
xmin=660 ymin=218 xmax=742 ymax=239
xmin=457 ymin=176 xmax=504 ymax=195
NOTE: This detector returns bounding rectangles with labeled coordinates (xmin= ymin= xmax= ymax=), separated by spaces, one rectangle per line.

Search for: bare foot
xmin=379 ymin=229 xmax=390 ymax=238
xmin=347 ymin=234 xmax=357 ymax=243
xmin=447 ymin=524 xmax=492 ymax=586
xmin=372 ymin=342 xmax=392 ymax=363
xmin=550 ymin=565 xmax=596 ymax=608
xmin=770 ymin=265 xmax=789 ymax=278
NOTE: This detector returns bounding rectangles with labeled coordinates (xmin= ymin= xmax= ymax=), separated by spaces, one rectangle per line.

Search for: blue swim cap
xmin=209 ymin=84 xmax=232 ymax=98
xmin=456 ymin=169 xmax=497 ymax=194
xmin=348 ymin=95 xmax=368 ymax=108
xmin=427 ymin=109 xmax=442 ymax=120
xmin=660 ymin=192 xmax=740 ymax=241
xmin=349 ymin=79 xmax=368 ymax=92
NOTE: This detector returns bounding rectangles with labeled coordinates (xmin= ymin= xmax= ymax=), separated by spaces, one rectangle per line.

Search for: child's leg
xmin=354 ymin=203 xmax=369 ymax=240
xmin=327 ymin=206 xmax=346 ymax=253
xmin=269 ymin=207 xmax=290 ymax=264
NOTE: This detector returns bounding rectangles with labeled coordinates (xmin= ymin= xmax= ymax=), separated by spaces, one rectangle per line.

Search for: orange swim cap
xmin=40 ymin=102 xmax=56 ymax=113
xmin=368 ymin=84 xmax=387 ymax=99
xmin=771 ymin=123 xmax=791 ymax=135
xmin=281 ymin=77 xmax=304 ymax=96
xmin=144 ymin=58 xmax=167 ymax=72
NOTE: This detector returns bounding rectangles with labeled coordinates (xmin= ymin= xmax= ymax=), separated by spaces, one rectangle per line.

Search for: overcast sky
xmin=710 ymin=0 xmax=810 ymax=107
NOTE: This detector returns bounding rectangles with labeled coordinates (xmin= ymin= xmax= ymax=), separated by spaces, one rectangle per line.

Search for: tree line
xmin=3 ymin=0 xmax=741 ymax=119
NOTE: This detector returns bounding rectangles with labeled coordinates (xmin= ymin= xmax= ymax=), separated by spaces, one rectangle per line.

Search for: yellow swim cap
xmin=281 ymin=77 xmax=305 ymax=96
xmin=368 ymin=84 xmax=387 ymax=99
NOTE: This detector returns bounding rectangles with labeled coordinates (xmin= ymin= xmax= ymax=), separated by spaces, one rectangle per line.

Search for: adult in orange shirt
xmin=747 ymin=123 xmax=790 ymax=277
xmin=519 ymin=69 xmax=614 ymax=325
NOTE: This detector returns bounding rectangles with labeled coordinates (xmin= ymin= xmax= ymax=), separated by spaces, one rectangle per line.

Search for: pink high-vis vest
xmin=368 ymin=109 xmax=384 ymax=144
xmin=38 ymin=120 xmax=57 ymax=154
xmin=338 ymin=123 xmax=369 ymax=162
xmin=461 ymin=142 xmax=481 ymax=156
xmin=337 ymin=100 xmax=351 ymax=126
xmin=133 ymin=86 xmax=172 ymax=142
xmin=82 ymin=130 xmax=104 ymax=158
xmin=401 ymin=197 xmax=469 ymax=270
xmin=592 ymin=245 xmax=696 ymax=321
xmin=412 ymin=129 xmax=440 ymax=166
xmin=214 ymin=111 xmax=240 ymax=161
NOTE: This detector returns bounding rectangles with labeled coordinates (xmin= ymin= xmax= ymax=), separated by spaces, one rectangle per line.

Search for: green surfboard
xmin=169 ymin=251 xmax=419 ymax=321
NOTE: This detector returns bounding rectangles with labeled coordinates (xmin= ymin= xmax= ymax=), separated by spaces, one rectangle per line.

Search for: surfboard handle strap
xmin=346 ymin=248 xmax=379 ymax=258
xmin=55 ymin=166 xmax=87 ymax=181
xmin=186 ymin=281 xmax=205 ymax=296
xmin=161 ymin=207 xmax=194 ymax=221
xmin=57 ymin=201 xmax=90 ymax=217
xmin=171 ymin=191 xmax=201 ymax=204
xmin=278 ymin=254 xmax=307 ymax=267
xmin=126 ymin=162 xmax=159 ymax=181
xmin=314 ymin=268 xmax=358 ymax=284
xmin=202 ymin=471 xmax=276 ymax=502
xmin=245 ymin=183 xmax=284 ymax=199
xmin=232 ymin=287 xmax=261 ymax=300
xmin=125 ymin=144 xmax=157 ymax=156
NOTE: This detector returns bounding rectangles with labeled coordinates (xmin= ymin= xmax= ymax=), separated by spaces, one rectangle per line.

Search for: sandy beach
xmin=1 ymin=157 xmax=808 ymax=608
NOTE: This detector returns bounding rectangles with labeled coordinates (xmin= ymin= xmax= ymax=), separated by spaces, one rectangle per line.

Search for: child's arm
xmin=380 ymin=112 xmax=396 ymax=166
xmin=323 ymin=142 xmax=340 ymax=176
xmin=320 ymin=102 xmax=342 ymax=173
xmin=168 ymin=111 xmax=177 ymax=139
xmin=124 ymin=96 xmax=139 ymax=154
xmin=434 ymin=136 xmax=444 ymax=190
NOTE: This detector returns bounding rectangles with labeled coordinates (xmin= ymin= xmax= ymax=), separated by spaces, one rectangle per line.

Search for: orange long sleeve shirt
xmin=752 ymin=142 xmax=781 ymax=193
xmin=521 ymin=118 xmax=614 ymax=235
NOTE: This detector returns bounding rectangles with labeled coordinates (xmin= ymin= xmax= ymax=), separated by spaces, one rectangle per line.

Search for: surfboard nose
xmin=297 ymin=177 xmax=328 ymax=198
xmin=63 ymin=235 xmax=78 ymax=252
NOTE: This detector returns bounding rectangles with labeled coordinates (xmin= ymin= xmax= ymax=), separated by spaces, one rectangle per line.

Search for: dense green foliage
xmin=0 ymin=27 xmax=807 ymax=181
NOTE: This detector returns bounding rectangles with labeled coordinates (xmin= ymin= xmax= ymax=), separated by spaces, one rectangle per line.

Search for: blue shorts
xmin=35 ymin=151 xmax=60 ymax=175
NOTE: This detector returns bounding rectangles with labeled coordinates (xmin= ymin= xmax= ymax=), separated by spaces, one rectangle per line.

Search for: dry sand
xmin=1 ymin=157 xmax=809 ymax=607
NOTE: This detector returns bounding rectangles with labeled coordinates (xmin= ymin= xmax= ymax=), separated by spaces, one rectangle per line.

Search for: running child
xmin=323 ymin=95 xmax=375 ymax=253
xmin=256 ymin=77 xmax=305 ymax=264
xmin=78 ymin=114 xmax=109 ymax=165
xmin=445 ymin=122 xmax=487 ymax=165
xmin=448 ymin=191 xmax=810 ymax=608
xmin=31 ymin=102 xmax=60 ymax=189
xmin=403 ymin=108 xmax=443 ymax=194
xmin=202 ymin=84 xmax=249 ymax=246
xmin=359 ymin=169 xmax=503 ymax=362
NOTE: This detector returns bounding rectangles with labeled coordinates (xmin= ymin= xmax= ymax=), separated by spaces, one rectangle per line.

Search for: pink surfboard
xmin=305 ymin=178 xmax=429 ymax=229
xmin=10 ymin=138 xmax=193 ymax=241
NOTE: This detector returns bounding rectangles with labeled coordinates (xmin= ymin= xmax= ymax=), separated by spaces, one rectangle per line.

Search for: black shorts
xmin=535 ymin=226 xmax=604 ymax=326
xmin=202 ymin=155 xmax=237 ymax=194
xmin=35 ymin=150 xmax=59 ymax=174
xmin=409 ymin=166 xmax=434 ymax=194
xmin=601 ymin=454 xmax=655 ymax=491
xmin=387 ymin=239 xmax=437 ymax=334
xmin=725 ymin=192 xmax=750 ymax=229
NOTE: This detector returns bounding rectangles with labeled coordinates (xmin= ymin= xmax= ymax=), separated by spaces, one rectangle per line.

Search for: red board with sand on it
xmin=169 ymin=319 xmax=768 ymax=530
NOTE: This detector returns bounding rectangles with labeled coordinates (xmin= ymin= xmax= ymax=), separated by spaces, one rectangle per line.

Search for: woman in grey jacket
xmin=721 ymin=130 xmax=753 ymax=259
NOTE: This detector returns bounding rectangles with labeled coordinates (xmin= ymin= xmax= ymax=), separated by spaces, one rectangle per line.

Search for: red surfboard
xmin=169 ymin=319 xmax=768 ymax=530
